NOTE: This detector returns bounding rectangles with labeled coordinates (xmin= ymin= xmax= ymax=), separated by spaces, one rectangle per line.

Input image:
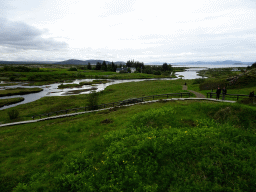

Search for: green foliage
xmin=9 ymin=76 xmax=15 ymax=81
xmin=198 ymin=68 xmax=233 ymax=78
xmin=0 ymin=87 xmax=43 ymax=97
xmin=199 ymin=79 xmax=226 ymax=91
xmin=87 ymin=91 xmax=99 ymax=110
xmin=247 ymin=62 xmax=256 ymax=70
xmin=7 ymin=109 xmax=19 ymax=120
xmin=68 ymin=67 xmax=77 ymax=71
xmin=154 ymin=71 xmax=161 ymax=75
xmin=126 ymin=60 xmax=144 ymax=70
xmin=162 ymin=63 xmax=169 ymax=71
xmin=119 ymin=70 xmax=128 ymax=74
xmin=0 ymin=97 xmax=24 ymax=108
xmin=193 ymin=78 xmax=206 ymax=84
xmin=95 ymin=62 xmax=101 ymax=70
xmin=12 ymin=104 xmax=256 ymax=191
xmin=228 ymin=75 xmax=256 ymax=89
xmin=87 ymin=62 xmax=92 ymax=70
xmin=101 ymin=61 xmax=107 ymax=71
xmin=3 ymin=66 xmax=31 ymax=72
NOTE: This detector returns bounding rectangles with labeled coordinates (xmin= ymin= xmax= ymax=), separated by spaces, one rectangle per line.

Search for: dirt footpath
xmin=182 ymin=85 xmax=206 ymax=98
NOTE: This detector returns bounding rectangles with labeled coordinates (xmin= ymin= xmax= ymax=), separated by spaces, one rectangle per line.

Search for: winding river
xmin=0 ymin=69 xmax=204 ymax=110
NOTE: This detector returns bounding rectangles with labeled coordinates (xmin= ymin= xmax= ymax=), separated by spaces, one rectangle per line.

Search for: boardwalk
xmin=0 ymin=97 xmax=236 ymax=128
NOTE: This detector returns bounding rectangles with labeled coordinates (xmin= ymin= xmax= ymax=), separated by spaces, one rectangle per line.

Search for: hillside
xmin=0 ymin=77 xmax=256 ymax=191
xmin=1 ymin=101 xmax=255 ymax=191
xmin=53 ymin=59 xmax=126 ymax=65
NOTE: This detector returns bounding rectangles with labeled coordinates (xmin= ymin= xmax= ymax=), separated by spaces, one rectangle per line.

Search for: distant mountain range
xmin=53 ymin=59 xmax=126 ymax=65
xmin=0 ymin=59 xmax=254 ymax=65
xmin=0 ymin=61 xmax=54 ymax=64
xmin=146 ymin=60 xmax=254 ymax=65
xmin=0 ymin=59 xmax=126 ymax=65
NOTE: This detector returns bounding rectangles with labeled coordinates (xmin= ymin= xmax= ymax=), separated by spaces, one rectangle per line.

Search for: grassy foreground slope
xmin=1 ymin=101 xmax=256 ymax=191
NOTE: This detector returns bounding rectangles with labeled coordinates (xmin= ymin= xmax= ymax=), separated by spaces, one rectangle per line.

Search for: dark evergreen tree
xmin=162 ymin=63 xmax=169 ymax=71
xmin=126 ymin=60 xmax=132 ymax=67
xmin=111 ymin=61 xmax=117 ymax=72
xmin=101 ymin=61 xmax=107 ymax=71
xmin=87 ymin=62 xmax=92 ymax=70
xmin=95 ymin=62 xmax=102 ymax=70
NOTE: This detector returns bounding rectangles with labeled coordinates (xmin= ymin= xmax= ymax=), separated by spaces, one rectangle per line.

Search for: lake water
xmin=0 ymin=64 xmax=247 ymax=110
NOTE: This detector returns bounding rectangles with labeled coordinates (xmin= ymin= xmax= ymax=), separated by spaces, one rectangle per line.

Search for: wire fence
xmin=207 ymin=92 xmax=255 ymax=101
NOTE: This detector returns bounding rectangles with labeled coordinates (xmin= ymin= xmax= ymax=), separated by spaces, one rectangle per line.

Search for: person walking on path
xmin=222 ymin=87 xmax=227 ymax=100
xmin=216 ymin=86 xmax=221 ymax=100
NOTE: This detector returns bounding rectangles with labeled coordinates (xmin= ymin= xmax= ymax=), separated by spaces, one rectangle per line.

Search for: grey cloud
xmin=0 ymin=18 xmax=68 ymax=50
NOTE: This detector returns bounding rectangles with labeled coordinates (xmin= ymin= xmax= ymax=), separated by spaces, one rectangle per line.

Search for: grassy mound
xmin=0 ymin=87 xmax=43 ymax=97
xmin=10 ymin=102 xmax=256 ymax=191
xmin=0 ymin=97 xmax=24 ymax=108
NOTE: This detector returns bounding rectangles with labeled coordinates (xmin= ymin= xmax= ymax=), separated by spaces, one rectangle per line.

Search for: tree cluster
xmin=1 ymin=66 xmax=40 ymax=72
xmin=141 ymin=63 xmax=173 ymax=75
xmin=80 ymin=60 xmax=173 ymax=75
xmin=247 ymin=62 xmax=256 ymax=70
xmin=126 ymin=60 xmax=145 ymax=72
xmin=94 ymin=61 xmax=118 ymax=72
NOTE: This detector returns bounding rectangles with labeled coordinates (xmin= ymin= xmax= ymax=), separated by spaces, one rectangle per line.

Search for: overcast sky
xmin=1 ymin=0 xmax=256 ymax=63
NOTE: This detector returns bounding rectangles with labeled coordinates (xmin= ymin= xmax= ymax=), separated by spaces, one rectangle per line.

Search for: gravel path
xmin=182 ymin=85 xmax=206 ymax=98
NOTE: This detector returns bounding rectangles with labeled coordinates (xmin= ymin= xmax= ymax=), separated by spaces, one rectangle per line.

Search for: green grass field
xmin=1 ymin=101 xmax=256 ymax=191
xmin=1 ymin=67 xmax=256 ymax=191
xmin=0 ymin=97 xmax=24 ymax=108
xmin=0 ymin=67 xmax=177 ymax=83
xmin=0 ymin=88 xmax=43 ymax=97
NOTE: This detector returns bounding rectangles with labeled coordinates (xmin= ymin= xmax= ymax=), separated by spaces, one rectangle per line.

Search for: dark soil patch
xmin=100 ymin=118 xmax=113 ymax=124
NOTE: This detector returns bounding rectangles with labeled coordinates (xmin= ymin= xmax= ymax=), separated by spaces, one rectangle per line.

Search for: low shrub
xmin=193 ymin=78 xmax=205 ymax=84
xmin=8 ymin=109 xmax=19 ymax=120
xmin=87 ymin=91 xmax=99 ymax=110
xmin=68 ymin=67 xmax=77 ymax=71
xmin=154 ymin=71 xmax=161 ymax=75
xmin=14 ymin=105 xmax=256 ymax=191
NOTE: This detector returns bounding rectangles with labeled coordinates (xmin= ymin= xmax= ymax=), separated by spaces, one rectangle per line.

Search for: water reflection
xmin=175 ymin=68 xmax=207 ymax=79
xmin=0 ymin=69 xmax=203 ymax=110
